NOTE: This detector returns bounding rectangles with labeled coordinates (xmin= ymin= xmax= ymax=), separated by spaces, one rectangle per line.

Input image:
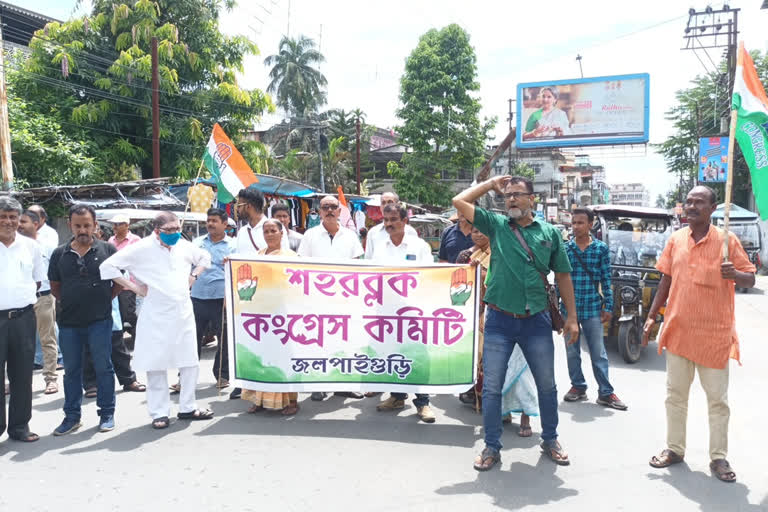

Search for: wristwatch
xmin=190 ymin=273 xmax=199 ymax=280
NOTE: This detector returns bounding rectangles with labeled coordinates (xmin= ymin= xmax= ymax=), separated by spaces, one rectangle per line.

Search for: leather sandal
xmin=649 ymin=449 xmax=684 ymax=468
xmin=473 ymin=447 xmax=501 ymax=471
xmin=44 ymin=382 xmax=59 ymax=394
xmin=710 ymin=459 xmax=736 ymax=482
xmin=541 ymin=440 xmax=570 ymax=466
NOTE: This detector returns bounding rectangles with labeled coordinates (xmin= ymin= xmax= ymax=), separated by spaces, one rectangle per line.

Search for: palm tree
xmin=264 ymin=35 xmax=328 ymax=117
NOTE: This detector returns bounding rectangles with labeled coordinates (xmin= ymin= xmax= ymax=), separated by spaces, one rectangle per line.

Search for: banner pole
xmin=181 ymin=159 xmax=206 ymax=226
xmin=217 ymin=302 xmax=226 ymax=397
xmin=722 ymin=108 xmax=738 ymax=262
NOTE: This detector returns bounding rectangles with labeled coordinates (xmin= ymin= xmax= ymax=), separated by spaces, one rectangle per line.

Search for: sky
xmin=20 ymin=0 xmax=768 ymax=201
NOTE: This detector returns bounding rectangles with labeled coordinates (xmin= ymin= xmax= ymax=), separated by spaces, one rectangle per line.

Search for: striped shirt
xmin=564 ymin=238 xmax=613 ymax=320
xmin=656 ymin=225 xmax=756 ymax=369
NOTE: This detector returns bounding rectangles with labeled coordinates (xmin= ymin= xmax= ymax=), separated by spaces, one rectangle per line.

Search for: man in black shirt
xmin=49 ymin=204 xmax=119 ymax=436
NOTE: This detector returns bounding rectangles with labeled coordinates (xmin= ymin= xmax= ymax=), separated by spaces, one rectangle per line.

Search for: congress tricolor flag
xmin=733 ymin=43 xmax=768 ymax=219
xmin=203 ymin=123 xmax=258 ymax=203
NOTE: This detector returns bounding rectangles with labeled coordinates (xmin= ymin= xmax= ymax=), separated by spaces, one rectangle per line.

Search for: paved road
xmin=3 ymin=279 xmax=768 ymax=511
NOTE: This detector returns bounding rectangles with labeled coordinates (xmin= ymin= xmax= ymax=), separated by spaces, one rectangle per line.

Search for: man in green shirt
xmin=453 ymin=175 xmax=579 ymax=470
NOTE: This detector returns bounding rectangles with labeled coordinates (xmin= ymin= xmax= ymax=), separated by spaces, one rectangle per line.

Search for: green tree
xmin=655 ymin=193 xmax=666 ymax=209
xmin=655 ymin=51 xmax=768 ymax=207
xmin=14 ymin=0 xmax=272 ymax=184
xmin=392 ymin=24 xmax=495 ymax=205
xmin=264 ymin=35 xmax=327 ymax=117
xmin=511 ymin=162 xmax=535 ymax=180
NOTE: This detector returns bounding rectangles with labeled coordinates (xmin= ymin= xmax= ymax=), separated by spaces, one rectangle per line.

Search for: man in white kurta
xmin=99 ymin=212 xmax=212 ymax=426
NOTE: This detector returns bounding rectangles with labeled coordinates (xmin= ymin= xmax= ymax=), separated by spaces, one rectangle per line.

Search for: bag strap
xmin=509 ymin=223 xmax=551 ymax=291
xmin=569 ymin=244 xmax=602 ymax=296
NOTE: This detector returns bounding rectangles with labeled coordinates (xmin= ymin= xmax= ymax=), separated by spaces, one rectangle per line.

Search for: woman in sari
xmin=242 ymin=219 xmax=300 ymax=416
xmin=456 ymin=226 xmax=538 ymax=437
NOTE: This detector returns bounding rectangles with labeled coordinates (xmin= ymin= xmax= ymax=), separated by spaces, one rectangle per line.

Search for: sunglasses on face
xmin=320 ymin=205 xmax=339 ymax=211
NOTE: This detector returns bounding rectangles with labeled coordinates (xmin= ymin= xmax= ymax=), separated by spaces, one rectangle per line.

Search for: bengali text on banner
xmin=224 ymin=258 xmax=480 ymax=393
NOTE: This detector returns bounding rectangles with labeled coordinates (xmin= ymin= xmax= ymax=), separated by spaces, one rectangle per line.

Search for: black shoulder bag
xmin=510 ymin=224 xmax=565 ymax=332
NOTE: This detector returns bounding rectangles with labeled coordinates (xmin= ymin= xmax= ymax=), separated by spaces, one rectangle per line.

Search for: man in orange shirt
xmin=643 ymin=185 xmax=755 ymax=483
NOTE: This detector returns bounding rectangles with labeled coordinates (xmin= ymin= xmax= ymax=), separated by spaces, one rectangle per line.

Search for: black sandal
xmin=151 ymin=417 xmax=170 ymax=429
xmin=9 ymin=432 xmax=40 ymax=442
xmin=177 ymin=408 xmax=214 ymax=420
xmin=473 ymin=447 xmax=501 ymax=472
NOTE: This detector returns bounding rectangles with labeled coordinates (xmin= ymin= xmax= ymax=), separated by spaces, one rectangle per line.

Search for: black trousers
xmin=192 ymin=298 xmax=228 ymax=381
xmin=117 ymin=290 xmax=137 ymax=338
xmin=0 ymin=307 xmax=36 ymax=438
xmin=83 ymin=330 xmax=137 ymax=389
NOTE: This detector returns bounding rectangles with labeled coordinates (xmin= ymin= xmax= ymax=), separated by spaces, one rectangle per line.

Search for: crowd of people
xmin=0 ymin=177 xmax=755 ymax=482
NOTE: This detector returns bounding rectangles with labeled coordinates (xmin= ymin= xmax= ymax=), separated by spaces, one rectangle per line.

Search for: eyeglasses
xmin=76 ymin=257 xmax=89 ymax=277
xmin=159 ymin=227 xmax=181 ymax=233
xmin=503 ymin=192 xmax=533 ymax=200
xmin=319 ymin=205 xmax=339 ymax=211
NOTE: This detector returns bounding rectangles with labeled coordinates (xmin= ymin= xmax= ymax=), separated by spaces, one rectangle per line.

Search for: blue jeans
xmin=59 ymin=318 xmax=116 ymax=420
xmin=34 ymin=328 xmax=63 ymax=367
xmin=566 ymin=315 xmax=614 ymax=397
xmin=482 ymin=309 xmax=558 ymax=451
xmin=392 ymin=393 xmax=429 ymax=407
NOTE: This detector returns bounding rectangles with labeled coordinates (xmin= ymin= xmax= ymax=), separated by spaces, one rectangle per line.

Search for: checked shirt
xmin=565 ymin=238 xmax=613 ymax=320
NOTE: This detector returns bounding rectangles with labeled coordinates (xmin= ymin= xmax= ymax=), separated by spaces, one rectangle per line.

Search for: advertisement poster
xmin=698 ymin=137 xmax=729 ymax=183
xmin=225 ymin=258 xmax=480 ymax=393
xmin=516 ymin=73 xmax=650 ymax=149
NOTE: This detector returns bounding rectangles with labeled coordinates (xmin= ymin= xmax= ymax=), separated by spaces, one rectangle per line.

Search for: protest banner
xmin=225 ymin=258 xmax=480 ymax=393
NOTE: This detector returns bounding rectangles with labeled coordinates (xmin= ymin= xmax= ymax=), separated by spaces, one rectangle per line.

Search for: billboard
xmin=698 ymin=137 xmax=729 ymax=183
xmin=516 ymin=73 xmax=650 ymax=149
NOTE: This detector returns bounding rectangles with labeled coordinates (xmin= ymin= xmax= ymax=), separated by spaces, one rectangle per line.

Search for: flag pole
xmin=180 ymin=158 xmax=206 ymax=226
xmin=722 ymin=41 xmax=744 ymax=262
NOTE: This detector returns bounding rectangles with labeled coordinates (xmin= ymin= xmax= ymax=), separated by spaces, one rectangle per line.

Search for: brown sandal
xmin=649 ymin=449 xmax=684 ymax=468
xmin=710 ymin=459 xmax=736 ymax=482
xmin=84 ymin=387 xmax=97 ymax=398
xmin=518 ymin=425 xmax=533 ymax=437
xmin=473 ymin=447 xmax=501 ymax=471
xmin=541 ymin=440 xmax=570 ymax=466
xmin=281 ymin=403 xmax=299 ymax=416
xmin=247 ymin=405 xmax=264 ymax=413
xmin=44 ymin=382 xmax=59 ymax=395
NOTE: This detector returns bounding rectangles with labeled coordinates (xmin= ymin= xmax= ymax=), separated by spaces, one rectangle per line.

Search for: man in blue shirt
xmin=562 ymin=208 xmax=626 ymax=410
xmin=438 ymin=212 xmax=474 ymax=263
xmin=191 ymin=208 xmax=236 ymax=387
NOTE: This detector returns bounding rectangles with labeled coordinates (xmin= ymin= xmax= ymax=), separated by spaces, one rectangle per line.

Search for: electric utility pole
xmin=151 ymin=36 xmax=160 ymax=179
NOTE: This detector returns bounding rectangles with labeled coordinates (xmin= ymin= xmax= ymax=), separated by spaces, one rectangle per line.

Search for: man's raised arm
xmin=452 ymin=176 xmax=511 ymax=223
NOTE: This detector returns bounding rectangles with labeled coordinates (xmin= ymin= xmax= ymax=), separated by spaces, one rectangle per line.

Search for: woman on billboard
xmin=522 ymin=86 xmax=571 ymax=139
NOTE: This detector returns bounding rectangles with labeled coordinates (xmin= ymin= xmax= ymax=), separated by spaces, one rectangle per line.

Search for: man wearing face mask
xmin=100 ymin=212 xmax=213 ymax=429
xmin=453 ymin=175 xmax=579 ymax=470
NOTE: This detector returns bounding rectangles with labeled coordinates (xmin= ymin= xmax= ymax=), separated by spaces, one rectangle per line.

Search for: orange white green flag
xmin=203 ymin=123 xmax=258 ymax=203
xmin=732 ymin=43 xmax=768 ymax=219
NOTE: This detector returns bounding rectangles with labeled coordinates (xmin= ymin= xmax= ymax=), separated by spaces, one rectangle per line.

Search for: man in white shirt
xmin=0 ymin=197 xmax=46 ymax=443
xmin=298 ymin=195 xmax=364 ymax=260
xmin=368 ymin=203 xmax=436 ymax=423
xmin=235 ymin=188 xmax=288 ymax=255
xmin=364 ymin=192 xmax=417 ymax=259
xmin=100 ymin=211 xmax=213 ymax=430
xmin=28 ymin=204 xmax=59 ymax=250
xmin=298 ymin=195 xmax=365 ymax=401
xmin=18 ymin=210 xmax=60 ymax=395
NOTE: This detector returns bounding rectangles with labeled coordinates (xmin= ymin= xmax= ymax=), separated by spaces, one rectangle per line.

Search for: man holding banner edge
xmin=453 ymin=175 xmax=579 ymax=470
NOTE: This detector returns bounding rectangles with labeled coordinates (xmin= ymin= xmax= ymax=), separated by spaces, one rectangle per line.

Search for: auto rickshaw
xmin=589 ymin=205 xmax=675 ymax=363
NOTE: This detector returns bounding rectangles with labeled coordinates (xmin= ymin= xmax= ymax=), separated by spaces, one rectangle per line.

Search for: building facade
xmin=609 ymin=183 xmax=650 ymax=207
